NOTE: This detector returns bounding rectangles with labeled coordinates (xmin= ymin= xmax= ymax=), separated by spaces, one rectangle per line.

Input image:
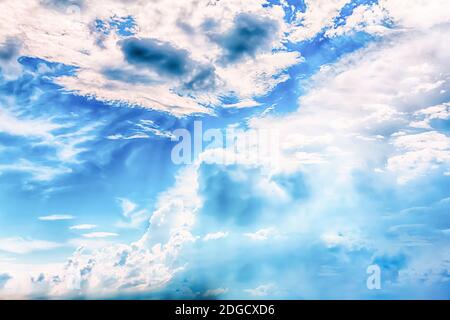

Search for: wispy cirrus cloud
xmin=0 ymin=160 xmax=72 ymax=182
xmin=69 ymin=224 xmax=97 ymax=230
xmin=115 ymin=198 xmax=149 ymax=229
xmin=81 ymin=232 xmax=118 ymax=239
xmin=38 ymin=215 xmax=74 ymax=221
xmin=244 ymin=228 xmax=280 ymax=241
xmin=0 ymin=104 xmax=101 ymax=183
xmin=0 ymin=237 xmax=63 ymax=254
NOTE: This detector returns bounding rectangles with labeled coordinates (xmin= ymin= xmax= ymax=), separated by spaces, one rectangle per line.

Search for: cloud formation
xmin=214 ymin=13 xmax=278 ymax=64
xmin=39 ymin=215 xmax=75 ymax=221
xmin=0 ymin=0 xmax=295 ymax=115
xmin=121 ymin=38 xmax=193 ymax=77
xmin=1 ymin=0 xmax=450 ymax=300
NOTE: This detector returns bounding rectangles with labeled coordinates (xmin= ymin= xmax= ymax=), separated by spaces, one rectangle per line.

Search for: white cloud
xmin=217 ymin=51 xmax=302 ymax=99
xmin=2 ymin=0 xmax=450 ymax=299
xmin=325 ymin=4 xmax=390 ymax=37
xmin=391 ymin=131 xmax=450 ymax=151
xmin=294 ymin=152 xmax=327 ymax=165
xmin=82 ymin=232 xmax=119 ymax=239
xmin=203 ymin=288 xmax=228 ymax=297
xmin=0 ymin=237 xmax=63 ymax=254
xmin=0 ymin=166 xmax=200 ymax=298
xmin=3 ymin=0 xmax=448 ymax=116
xmin=0 ymin=261 xmax=65 ymax=298
xmin=379 ymin=0 xmax=450 ymax=30
xmin=107 ymin=120 xmax=176 ymax=141
xmin=0 ymin=105 xmax=101 ymax=181
xmin=223 ymin=99 xmax=261 ymax=109
xmin=244 ymin=283 xmax=275 ymax=297
xmin=289 ymin=0 xmax=351 ymax=41
xmin=244 ymin=228 xmax=279 ymax=241
xmin=38 ymin=166 xmax=201 ymax=298
xmin=250 ymin=24 xmax=450 ymax=183
xmin=57 ymin=73 xmax=211 ymax=116
xmin=67 ymin=238 xmax=115 ymax=251
xmin=117 ymin=198 xmax=137 ymax=218
xmin=325 ymin=0 xmax=450 ymax=38
xmin=0 ymin=0 xmax=297 ymax=116
xmin=203 ymin=232 xmax=229 ymax=241
xmin=107 ymin=133 xmax=148 ymax=140
xmin=69 ymin=224 xmax=97 ymax=230
xmin=0 ymin=105 xmax=98 ymax=164
xmin=0 ymin=160 xmax=72 ymax=182
xmin=411 ymin=103 xmax=450 ymax=129
xmin=1 ymin=166 xmax=202 ymax=298
xmin=320 ymin=229 xmax=367 ymax=250
xmin=0 ymin=108 xmax=63 ymax=139
xmin=115 ymin=198 xmax=149 ymax=229
xmin=387 ymin=131 xmax=450 ymax=184
xmin=38 ymin=215 xmax=74 ymax=221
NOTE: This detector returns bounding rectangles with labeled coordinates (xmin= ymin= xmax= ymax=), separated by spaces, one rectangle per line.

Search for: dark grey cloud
xmin=214 ymin=13 xmax=279 ymax=64
xmin=119 ymin=37 xmax=217 ymax=91
xmin=121 ymin=37 xmax=191 ymax=77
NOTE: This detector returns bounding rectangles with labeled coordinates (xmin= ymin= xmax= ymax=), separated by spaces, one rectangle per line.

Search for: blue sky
xmin=0 ymin=0 xmax=449 ymax=299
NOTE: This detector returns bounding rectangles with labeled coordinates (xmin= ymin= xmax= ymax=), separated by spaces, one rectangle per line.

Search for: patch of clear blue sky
xmin=94 ymin=15 xmax=137 ymax=37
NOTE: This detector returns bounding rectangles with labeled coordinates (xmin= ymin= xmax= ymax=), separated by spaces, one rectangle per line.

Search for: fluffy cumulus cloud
xmin=56 ymin=167 xmax=199 ymax=297
xmin=0 ymin=0 xmax=300 ymax=116
xmin=289 ymin=0 xmax=353 ymax=41
xmin=1 ymin=0 xmax=450 ymax=300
